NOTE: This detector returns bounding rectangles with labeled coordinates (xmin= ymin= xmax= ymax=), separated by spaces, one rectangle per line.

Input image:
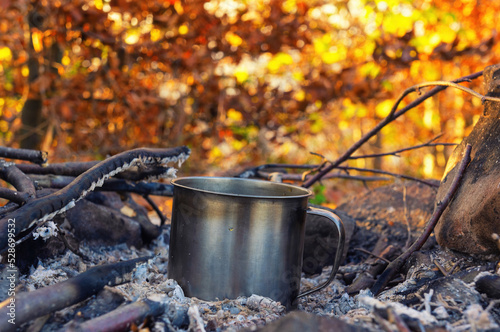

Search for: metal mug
xmin=168 ymin=177 xmax=345 ymax=310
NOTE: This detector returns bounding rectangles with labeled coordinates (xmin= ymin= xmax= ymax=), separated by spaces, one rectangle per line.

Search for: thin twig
xmin=302 ymin=71 xmax=483 ymax=188
xmin=402 ymin=185 xmax=412 ymax=249
xmin=433 ymin=259 xmax=449 ymax=277
xmin=257 ymin=170 xmax=390 ymax=183
xmin=389 ymin=81 xmax=500 ymax=118
xmin=250 ymin=164 xmax=436 ymax=187
xmin=349 ymin=135 xmax=455 ymax=159
xmin=354 ymin=248 xmax=391 ymax=264
xmin=336 ymin=166 xmax=439 ymax=187
xmin=371 ymin=144 xmax=472 ymax=296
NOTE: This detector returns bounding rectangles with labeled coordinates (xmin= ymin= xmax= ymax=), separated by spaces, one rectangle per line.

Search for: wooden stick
xmin=0 ymin=161 xmax=36 ymax=199
xmin=0 ymin=147 xmax=47 ymax=165
xmin=62 ymin=297 xmax=166 ymax=332
xmin=370 ymin=144 xmax=472 ymax=296
xmin=0 ymin=256 xmax=150 ymax=332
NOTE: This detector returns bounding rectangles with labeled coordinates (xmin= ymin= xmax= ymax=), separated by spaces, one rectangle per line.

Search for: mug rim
xmin=171 ymin=176 xmax=313 ymax=199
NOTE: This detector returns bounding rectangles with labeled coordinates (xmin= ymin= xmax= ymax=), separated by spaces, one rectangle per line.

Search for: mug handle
xmin=296 ymin=206 xmax=345 ymax=299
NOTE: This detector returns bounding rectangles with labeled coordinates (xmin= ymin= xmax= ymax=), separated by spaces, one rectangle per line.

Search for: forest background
xmin=0 ymin=0 xmax=499 ymax=205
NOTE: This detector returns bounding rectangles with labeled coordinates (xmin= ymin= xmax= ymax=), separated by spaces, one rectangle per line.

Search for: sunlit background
xmin=0 ymin=0 xmax=499 ymax=204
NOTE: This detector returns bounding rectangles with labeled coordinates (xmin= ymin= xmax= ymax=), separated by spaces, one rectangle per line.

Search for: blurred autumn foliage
xmin=1 ymin=0 xmax=499 ymax=186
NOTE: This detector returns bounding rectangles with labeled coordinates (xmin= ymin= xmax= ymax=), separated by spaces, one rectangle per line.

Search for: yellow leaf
xmin=62 ymin=55 xmax=70 ymax=66
xmin=360 ymin=62 xmax=381 ymax=78
xmin=292 ymin=70 xmax=304 ymax=82
xmin=234 ymin=69 xmax=249 ymax=84
xmin=225 ymin=31 xmax=242 ymax=47
xmin=174 ymin=1 xmax=184 ymax=15
xmin=422 ymin=62 xmax=440 ymax=81
xmin=423 ymin=153 xmax=434 ymax=178
xmin=227 ymin=108 xmax=243 ymax=122
xmin=267 ymin=52 xmax=294 ymax=73
xmin=294 ymin=90 xmax=305 ymax=101
xmin=124 ymin=29 xmax=140 ymax=44
xmin=150 ymin=28 xmax=162 ymax=42
xmin=375 ymin=99 xmax=394 ymax=118
xmin=32 ymin=30 xmax=44 ymax=53
xmin=94 ymin=0 xmax=103 ymax=10
xmin=437 ymin=25 xmax=456 ymax=43
xmin=178 ymin=24 xmax=189 ymax=35
xmin=0 ymin=47 xmax=12 ymax=61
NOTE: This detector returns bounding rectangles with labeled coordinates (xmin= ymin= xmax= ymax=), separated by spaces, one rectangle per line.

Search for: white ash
xmin=433 ymin=305 xmax=450 ymax=320
xmin=188 ymin=305 xmax=206 ymax=332
xmin=17 ymin=223 xmax=500 ymax=331
xmin=465 ymin=304 xmax=499 ymax=330
xmin=22 ymin=263 xmax=68 ymax=290
xmin=357 ymin=292 xmax=438 ymax=325
xmin=32 ymin=221 xmax=59 ymax=241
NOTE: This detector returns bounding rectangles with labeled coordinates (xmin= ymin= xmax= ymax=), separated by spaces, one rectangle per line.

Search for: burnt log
xmin=434 ymin=64 xmax=500 ymax=254
xmin=0 ymin=146 xmax=190 ymax=252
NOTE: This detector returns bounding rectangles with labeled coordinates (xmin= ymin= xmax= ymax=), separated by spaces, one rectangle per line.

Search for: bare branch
xmin=336 ymin=166 xmax=439 ymax=188
xmin=257 ymin=170 xmax=390 ymax=183
xmin=371 ymin=144 xmax=472 ymax=296
xmin=390 ymin=81 xmax=500 ymax=119
xmin=29 ymin=174 xmax=174 ymax=196
xmin=302 ymin=71 xmax=483 ymax=188
xmin=0 ymin=147 xmax=47 ymax=165
xmin=349 ymin=136 xmax=456 ymax=160
xmin=0 ymin=160 xmax=36 ymax=199
xmin=0 ymin=188 xmax=30 ymax=205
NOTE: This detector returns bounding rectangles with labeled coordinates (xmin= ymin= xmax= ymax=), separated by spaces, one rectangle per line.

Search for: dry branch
xmin=257 ymin=170 xmax=390 ymax=183
xmin=302 ymin=71 xmax=483 ymax=188
xmin=0 ymin=161 xmax=36 ymax=199
xmin=0 ymin=188 xmax=30 ymax=205
xmin=29 ymin=175 xmax=174 ymax=197
xmin=0 ymin=147 xmax=47 ymax=165
xmin=370 ymin=144 xmax=472 ymax=296
xmin=17 ymin=162 xmax=175 ymax=182
xmin=0 ymin=147 xmax=190 ymax=252
xmin=348 ymin=135 xmax=456 ymax=159
xmin=61 ymin=296 xmax=166 ymax=332
xmin=0 ymin=256 xmax=150 ymax=332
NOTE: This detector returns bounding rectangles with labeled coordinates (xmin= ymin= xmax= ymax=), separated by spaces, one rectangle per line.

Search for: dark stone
xmin=246 ymin=311 xmax=369 ymax=332
xmin=303 ymin=207 xmax=355 ymax=275
xmin=476 ymin=274 xmax=500 ymax=299
xmin=65 ymin=198 xmax=143 ymax=248
xmin=435 ymin=64 xmax=500 ymax=254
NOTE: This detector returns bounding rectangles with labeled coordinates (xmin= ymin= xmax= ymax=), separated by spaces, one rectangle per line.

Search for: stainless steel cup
xmin=168 ymin=177 xmax=345 ymax=310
